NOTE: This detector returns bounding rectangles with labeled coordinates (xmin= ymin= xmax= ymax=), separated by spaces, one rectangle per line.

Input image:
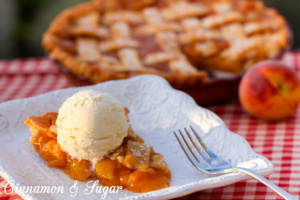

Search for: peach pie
xmin=42 ymin=0 xmax=289 ymax=86
xmin=24 ymin=90 xmax=171 ymax=193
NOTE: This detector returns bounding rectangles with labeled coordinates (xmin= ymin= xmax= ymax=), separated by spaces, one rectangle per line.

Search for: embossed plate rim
xmin=0 ymin=75 xmax=273 ymax=200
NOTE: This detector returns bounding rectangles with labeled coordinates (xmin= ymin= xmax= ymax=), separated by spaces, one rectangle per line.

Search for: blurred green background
xmin=0 ymin=0 xmax=299 ymax=59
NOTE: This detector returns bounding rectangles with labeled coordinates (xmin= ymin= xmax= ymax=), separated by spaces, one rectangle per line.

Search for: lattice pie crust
xmin=43 ymin=0 xmax=289 ymax=85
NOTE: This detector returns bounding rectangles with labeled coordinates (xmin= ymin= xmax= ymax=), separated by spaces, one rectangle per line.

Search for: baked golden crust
xmin=25 ymin=111 xmax=171 ymax=193
xmin=42 ymin=0 xmax=289 ymax=85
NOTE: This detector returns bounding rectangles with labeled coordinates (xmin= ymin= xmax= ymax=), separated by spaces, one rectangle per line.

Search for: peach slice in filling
xmin=25 ymin=112 xmax=171 ymax=193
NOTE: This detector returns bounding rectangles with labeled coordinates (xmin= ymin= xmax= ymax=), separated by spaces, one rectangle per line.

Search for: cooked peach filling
xmin=25 ymin=112 xmax=171 ymax=193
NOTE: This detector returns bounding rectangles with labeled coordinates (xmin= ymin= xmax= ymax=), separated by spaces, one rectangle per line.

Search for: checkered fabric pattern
xmin=0 ymin=58 xmax=70 ymax=102
xmin=0 ymin=53 xmax=300 ymax=200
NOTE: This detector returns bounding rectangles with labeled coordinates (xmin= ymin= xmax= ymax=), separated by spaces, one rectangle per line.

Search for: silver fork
xmin=174 ymin=126 xmax=297 ymax=200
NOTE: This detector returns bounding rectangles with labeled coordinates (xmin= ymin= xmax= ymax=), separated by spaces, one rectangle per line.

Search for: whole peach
xmin=239 ymin=60 xmax=300 ymax=121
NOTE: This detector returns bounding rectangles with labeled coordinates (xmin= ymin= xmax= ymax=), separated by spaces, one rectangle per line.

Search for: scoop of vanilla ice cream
xmin=56 ymin=90 xmax=129 ymax=163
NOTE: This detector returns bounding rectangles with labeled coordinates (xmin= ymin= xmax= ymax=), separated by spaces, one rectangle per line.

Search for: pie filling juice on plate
xmin=24 ymin=90 xmax=171 ymax=193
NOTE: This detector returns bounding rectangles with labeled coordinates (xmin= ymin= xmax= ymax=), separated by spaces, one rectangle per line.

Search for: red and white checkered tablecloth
xmin=0 ymin=53 xmax=300 ymax=200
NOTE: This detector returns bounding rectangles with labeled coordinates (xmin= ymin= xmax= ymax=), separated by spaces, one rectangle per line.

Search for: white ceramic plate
xmin=0 ymin=75 xmax=273 ymax=200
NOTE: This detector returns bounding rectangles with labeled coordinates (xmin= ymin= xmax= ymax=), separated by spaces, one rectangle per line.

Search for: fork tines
xmin=173 ymin=126 xmax=212 ymax=166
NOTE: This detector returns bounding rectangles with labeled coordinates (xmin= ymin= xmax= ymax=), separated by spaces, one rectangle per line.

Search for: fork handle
xmin=231 ymin=167 xmax=297 ymax=200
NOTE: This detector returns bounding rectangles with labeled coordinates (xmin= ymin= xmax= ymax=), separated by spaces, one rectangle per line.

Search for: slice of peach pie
xmin=24 ymin=90 xmax=171 ymax=193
